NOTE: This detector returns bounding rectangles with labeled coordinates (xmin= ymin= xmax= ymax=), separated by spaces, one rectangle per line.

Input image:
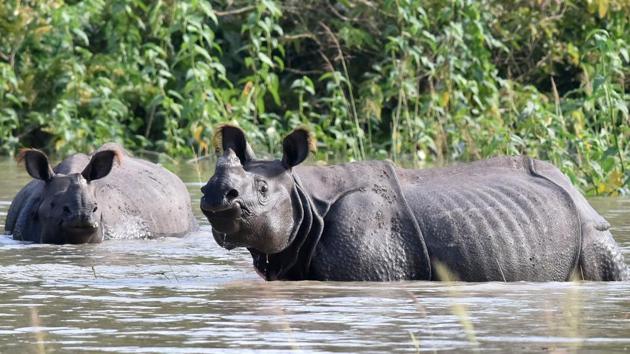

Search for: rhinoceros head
xmin=19 ymin=149 xmax=121 ymax=244
xmin=201 ymin=125 xmax=313 ymax=254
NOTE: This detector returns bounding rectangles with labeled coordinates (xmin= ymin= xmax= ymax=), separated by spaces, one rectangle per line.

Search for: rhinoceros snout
xmin=200 ymin=186 xmax=240 ymax=212
xmin=63 ymin=212 xmax=99 ymax=231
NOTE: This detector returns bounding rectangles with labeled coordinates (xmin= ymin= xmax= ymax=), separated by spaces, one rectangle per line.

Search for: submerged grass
xmin=428 ymin=265 xmax=587 ymax=352
xmin=408 ymin=330 xmax=421 ymax=353
xmin=405 ymin=290 xmax=438 ymax=354
xmin=542 ymin=281 xmax=586 ymax=353
xmin=433 ymin=261 xmax=480 ymax=349
xmin=29 ymin=306 xmax=46 ymax=354
xmin=561 ymin=282 xmax=585 ymax=352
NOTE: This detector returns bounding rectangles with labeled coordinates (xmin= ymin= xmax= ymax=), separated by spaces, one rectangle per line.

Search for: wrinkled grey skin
xmin=201 ymin=126 xmax=629 ymax=281
xmin=5 ymin=143 xmax=196 ymax=244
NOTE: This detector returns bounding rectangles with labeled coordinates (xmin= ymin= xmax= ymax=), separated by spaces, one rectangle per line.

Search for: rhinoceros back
xmin=92 ymin=145 xmax=195 ymax=239
xmin=400 ymin=156 xmax=582 ymax=281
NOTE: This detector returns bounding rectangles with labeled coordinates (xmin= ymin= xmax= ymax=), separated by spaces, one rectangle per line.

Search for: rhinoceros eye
xmin=256 ymin=179 xmax=269 ymax=204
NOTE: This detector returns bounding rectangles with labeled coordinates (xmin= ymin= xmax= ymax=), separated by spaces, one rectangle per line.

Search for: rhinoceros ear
xmin=18 ymin=149 xmax=54 ymax=182
xmin=212 ymin=124 xmax=256 ymax=164
xmin=282 ymin=128 xmax=316 ymax=169
xmin=81 ymin=149 xmax=122 ymax=182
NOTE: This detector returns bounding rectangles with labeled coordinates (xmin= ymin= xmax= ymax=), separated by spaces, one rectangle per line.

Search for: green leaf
xmin=267 ymin=73 xmax=280 ymax=106
xmin=257 ymin=52 xmax=274 ymax=67
xmin=71 ymin=28 xmax=89 ymax=46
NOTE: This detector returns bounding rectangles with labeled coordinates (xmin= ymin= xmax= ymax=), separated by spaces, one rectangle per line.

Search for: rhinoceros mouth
xmin=62 ymin=221 xmax=99 ymax=234
xmin=65 ymin=226 xmax=98 ymax=233
xmin=203 ymin=202 xmax=244 ymax=232
xmin=203 ymin=203 xmax=236 ymax=213
xmin=212 ymin=230 xmax=240 ymax=250
xmin=202 ymin=201 xmax=242 ymax=218
xmin=56 ymin=223 xmax=101 ymax=244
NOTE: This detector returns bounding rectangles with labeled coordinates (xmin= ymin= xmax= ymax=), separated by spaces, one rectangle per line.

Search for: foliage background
xmin=0 ymin=0 xmax=628 ymax=195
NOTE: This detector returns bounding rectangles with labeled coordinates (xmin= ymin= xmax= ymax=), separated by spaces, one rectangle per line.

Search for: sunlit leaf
xmin=257 ymin=52 xmax=274 ymax=68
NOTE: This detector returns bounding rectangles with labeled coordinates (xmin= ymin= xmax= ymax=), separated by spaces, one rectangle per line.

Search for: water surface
xmin=0 ymin=157 xmax=628 ymax=353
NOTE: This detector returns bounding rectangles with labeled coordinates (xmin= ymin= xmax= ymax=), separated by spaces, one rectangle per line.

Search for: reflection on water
xmin=0 ymin=157 xmax=628 ymax=352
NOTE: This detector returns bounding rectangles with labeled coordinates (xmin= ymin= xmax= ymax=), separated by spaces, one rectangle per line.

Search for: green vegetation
xmin=0 ymin=0 xmax=628 ymax=194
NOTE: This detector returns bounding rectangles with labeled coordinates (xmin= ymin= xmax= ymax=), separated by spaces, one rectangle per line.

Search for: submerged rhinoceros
xmin=200 ymin=125 xmax=629 ymax=282
xmin=5 ymin=143 xmax=196 ymax=243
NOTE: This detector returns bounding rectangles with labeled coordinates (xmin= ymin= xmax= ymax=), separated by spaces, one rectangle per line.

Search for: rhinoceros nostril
xmin=226 ymin=189 xmax=239 ymax=201
xmin=63 ymin=206 xmax=71 ymax=214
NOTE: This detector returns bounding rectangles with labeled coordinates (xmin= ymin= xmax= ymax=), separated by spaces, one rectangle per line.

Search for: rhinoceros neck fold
xmin=249 ymin=174 xmax=324 ymax=280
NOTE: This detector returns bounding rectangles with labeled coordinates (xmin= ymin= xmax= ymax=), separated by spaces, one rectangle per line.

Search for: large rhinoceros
xmin=5 ymin=143 xmax=196 ymax=243
xmin=200 ymin=125 xmax=629 ymax=281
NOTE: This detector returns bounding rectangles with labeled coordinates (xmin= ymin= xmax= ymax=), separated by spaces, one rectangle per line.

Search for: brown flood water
xmin=0 ymin=157 xmax=628 ymax=353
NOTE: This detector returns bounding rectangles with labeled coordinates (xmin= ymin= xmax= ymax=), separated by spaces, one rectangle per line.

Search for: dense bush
xmin=0 ymin=0 xmax=628 ymax=194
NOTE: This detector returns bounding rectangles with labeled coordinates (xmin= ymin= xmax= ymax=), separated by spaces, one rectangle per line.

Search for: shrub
xmin=0 ymin=0 xmax=628 ymax=194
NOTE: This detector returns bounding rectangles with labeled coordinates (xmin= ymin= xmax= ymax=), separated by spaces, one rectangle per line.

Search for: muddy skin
xmin=5 ymin=143 xmax=197 ymax=244
xmin=201 ymin=125 xmax=629 ymax=281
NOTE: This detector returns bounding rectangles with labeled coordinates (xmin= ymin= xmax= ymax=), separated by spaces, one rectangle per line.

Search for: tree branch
xmin=214 ymin=6 xmax=255 ymax=17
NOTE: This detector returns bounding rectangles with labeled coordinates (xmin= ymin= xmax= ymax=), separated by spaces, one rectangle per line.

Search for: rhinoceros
xmin=200 ymin=125 xmax=629 ymax=282
xmin=5 ymin=143 xmax=196 ymax=243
